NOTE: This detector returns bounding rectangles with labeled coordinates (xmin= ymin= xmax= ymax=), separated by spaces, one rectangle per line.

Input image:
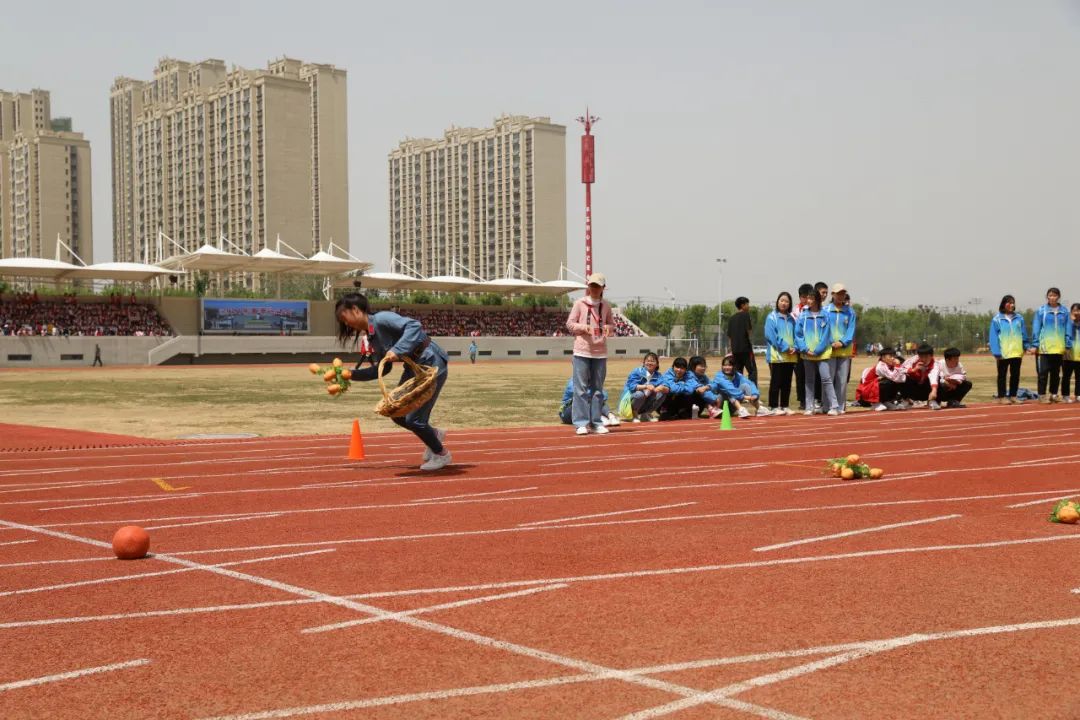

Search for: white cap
xmin=831 ymin=283 xmax=847 ymax=294
xmin=587 ymin=272 xmax=607 ymax=287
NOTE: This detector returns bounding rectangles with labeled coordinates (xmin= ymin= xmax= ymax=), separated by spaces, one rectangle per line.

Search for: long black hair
xmin=335 ymin=292 xmax=370 ymax=346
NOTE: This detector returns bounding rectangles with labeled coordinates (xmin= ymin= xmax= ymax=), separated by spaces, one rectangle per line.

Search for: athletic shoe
xmin=737 ymin=407 xmax=751 ymax=418
xmin=784 ymin=407 xmax=795 ymax=416
xmin=632 ymin=416 xmax=642 ymax=423
xmin=576 ymin=425 xmax=590 ymax=436
xmin=1067 ymin=397 xmax=1077 ymax=404
xmin=929 ymin=400 xmax=942 ymax=411
xmin=420 ymin=449 xmax=452 ymax=471
xmin=874 ymin=403 xmax=888 ymax=412
xmin=838 ymin=408 xmax=847 ymax=415
xmin=607 ymin=413 xmax=621 ymax=427
xmin=423 ymin=428 xmax=448 ymax=462
xmin=826 ymin=409 xmax=839 ymax=416
xmin=887 ymin=401 xmax=907 ymax=411
xmin=601 ymin=415 xmax=611 ymax=426
xmin=593 ymin=424 xmax=609 ymax=434
xmin=707 ymin=405 xmax=722 ymax=419
xmin=757 ymin=407 xmax=773 ymax=417
xmin=803 ymin=409 xmax=815 ymax=417
xmin=946 ymin=401 xmax=966 ymax=408
xmin=648 ymin=413 xmax=660 ymax=422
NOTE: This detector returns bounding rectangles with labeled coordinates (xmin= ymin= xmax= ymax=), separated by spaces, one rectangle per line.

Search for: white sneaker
xmin=632 ymin=415 xmax=642 ymax=423
xmin=601 ymin=415 xmax=611 ymax=426
xmin=423 ymin=428 xmax=447 ymax=462
xmin=1067 ymin=397 xmax=1077 ymax=404
xmin=593 ymin=424 xmax=609 ymax=434
xmin=803 ymin=409 xmax=815 ymax=416
xmin=576 ymin=425 xmax=590 ymax=436
xmin=783 ymin=407 xmax=795 ymax=416
xmin=826 ymin=409 xmax=839 ymax=416
xmin=607 ymin=413 xmax=621 ymax=427
xmin=737 ymin=407 xmax=751 ymax=418
xmin=757 ymin=407 xmax=773 ymax=417
xmin=929 ymin=400 xmax=942 ymax=411
xmin=420 ymin=449 xmax=452 ymax=471
xmin=874 ymin=403 xmax=888 ymax=412
xmin=648 ymin=413 xmax=659 ymax=422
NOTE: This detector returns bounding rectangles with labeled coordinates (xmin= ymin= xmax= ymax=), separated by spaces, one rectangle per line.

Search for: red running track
xmin=1 ymin=405 xmax=1080 ymax=719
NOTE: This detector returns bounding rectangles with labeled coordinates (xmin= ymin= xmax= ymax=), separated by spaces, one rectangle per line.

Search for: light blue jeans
xmin=803 ymin=359 xmax=836 ymax=412
xmin=572 ymin=356 xmax=607 ymax=428
xmin=827 ymin=356 xmax=851 ymax=412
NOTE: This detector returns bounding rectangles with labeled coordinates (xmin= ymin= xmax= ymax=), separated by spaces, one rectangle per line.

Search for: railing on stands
xmin=147 ymin=335 xmax=193 ymax=365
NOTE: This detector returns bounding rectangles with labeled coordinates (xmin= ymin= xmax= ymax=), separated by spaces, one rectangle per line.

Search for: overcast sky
xmin=3 ymin=0 xmax=1079 ymax=310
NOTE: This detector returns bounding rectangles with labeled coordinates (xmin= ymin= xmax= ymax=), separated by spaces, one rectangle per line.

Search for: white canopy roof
xmin=0 ymin=258 xmax=180 ymax=282
xmin=334 ymin=271 xmax=584 ymax=298
xmin=158 ymin=246 xmax=372 ymax=275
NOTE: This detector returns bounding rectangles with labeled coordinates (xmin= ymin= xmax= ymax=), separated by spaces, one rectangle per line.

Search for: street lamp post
xmin=716 ymin=258 xmax=727 ymax=355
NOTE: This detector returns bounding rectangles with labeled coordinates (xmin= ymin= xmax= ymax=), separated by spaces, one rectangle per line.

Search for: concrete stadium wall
xmin=0 ymin=335 xmax=663 ymax=367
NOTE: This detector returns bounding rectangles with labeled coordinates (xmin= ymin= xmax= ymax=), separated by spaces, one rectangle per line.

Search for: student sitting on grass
xmin=928 ymin=347 xmax=972 ymax=409
xmin=714 ymin=354 xmax=764 ymax=418
xmin=686 ymin=355 xmax=724 ymax=419
xmin=900 ymin=343 xmax=937 ymax=407
xmin=873 ymin=347 xmax=910 ymax=411
xmin=622 ymin=352 xmax=665 ymax=422
xmin=560 ymin=378 xmax=617 ymax=427
xmin=656 ymin=357 xmax=695 ymax=420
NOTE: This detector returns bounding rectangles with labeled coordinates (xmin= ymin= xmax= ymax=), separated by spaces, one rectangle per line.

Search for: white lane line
xmin=1002 ymin=498 xmax=1071 ymax=509
xmin=160 ymin=486 xmax=1080 ymax=556
xmin=1010 ymin=453 xmax=1080 ymax=465
xmin=620 ymin=612 xmax=1080 ymax=720
xmin=0 ymin=556 xmax=114 ymax=570
xmin=518 ymin=503 xmax=698 ymax=527
xmin=143 ymin=514 xmax=281 ymax=531
xmin=410 ymin=487 xmax=538 ymax=503
xmin=0 ymin=549 xmax=334 ymax=598
xmin=0 ymin=519 xmax=774 ymax=717
xmin=0 ymin=480 xmax=125 ymax=495
xmin=752 ymin=515 xmax=962 ymax=552
xmin=0 ymin=658 xmax=151 ymax=692
xmin=199 ymin=613 xmax=1080 ymax=720
xmin=301 ymin=584 xmax=569 ymax=634
xmin=0 ymin=539 xmax=36 ymax=547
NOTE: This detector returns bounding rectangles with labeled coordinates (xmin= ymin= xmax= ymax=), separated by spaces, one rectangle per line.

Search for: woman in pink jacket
xmin=566 ymin=273 xmax=615 ymax=435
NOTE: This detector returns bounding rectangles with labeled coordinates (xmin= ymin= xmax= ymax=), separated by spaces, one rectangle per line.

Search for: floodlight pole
xmin=576 ymin=109 xmax=599 ymax=277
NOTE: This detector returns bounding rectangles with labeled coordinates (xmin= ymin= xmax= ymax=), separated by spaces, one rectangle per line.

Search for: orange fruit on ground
xmin=323 ymin=369 xmax=337 ymax=382
xmin=308 ymin=363 xmax=320 ymax=374
xmin=831 ymin=463 xmax=843 ymax=477
xmin=341 ymin=369 xmax=352 ymax=380
xmin=332 ymin=358 xmax=343 ymax=368
xmin=846 ymin=454 xmax=861 ymax=465
xmin=1057 ymin=505 xmax=1080 ymax=524
xmin=112 ymin=526 xmax=150 ymax=560
xmin=327 ymin=384 xmax=342 ymax=395
xmin=869 ymin=468 xmax=884 ymax=479
xmin=840 ymin=467 xmax=856 ymax=480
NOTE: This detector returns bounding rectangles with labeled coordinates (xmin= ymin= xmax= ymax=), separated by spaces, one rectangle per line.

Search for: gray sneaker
xmin=420 ymin=449 xmax=452 ymax=471
xmin=423 ymin=428 xmax=448 ymax=462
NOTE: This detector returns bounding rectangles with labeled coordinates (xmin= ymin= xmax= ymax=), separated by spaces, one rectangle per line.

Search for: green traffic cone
xmin=720 ymin=400 xmax=733 ymax=430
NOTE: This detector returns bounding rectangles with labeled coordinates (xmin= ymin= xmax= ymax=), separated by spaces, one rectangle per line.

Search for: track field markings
xmin=752 ymin=514 xmax=962 ymax=552
xmin=0 ymin=659 xmax=151 ymax=693
xmin=518 ymin=502 xmax=698 ymax=527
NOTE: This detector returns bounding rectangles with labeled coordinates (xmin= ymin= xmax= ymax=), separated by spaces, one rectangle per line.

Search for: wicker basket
xmin=374 ymin=354 xmax=439 ymax=418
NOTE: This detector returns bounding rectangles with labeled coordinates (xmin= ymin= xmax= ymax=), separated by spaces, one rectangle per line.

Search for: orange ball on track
xmin=112 ymin=526 xmax=150 ymax=559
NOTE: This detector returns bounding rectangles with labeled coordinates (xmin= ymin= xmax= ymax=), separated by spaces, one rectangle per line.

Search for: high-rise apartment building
xmin=0 ymin=89 xmax=92 ymax=262
xmin=110 ymin=57 xmax=348 ymax=278
xmin=389 ymin=115 xmax=566 ymax=281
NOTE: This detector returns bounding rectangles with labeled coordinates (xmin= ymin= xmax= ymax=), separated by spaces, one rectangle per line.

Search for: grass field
xmin=0 ymin=353 xmax=1029 ymax=440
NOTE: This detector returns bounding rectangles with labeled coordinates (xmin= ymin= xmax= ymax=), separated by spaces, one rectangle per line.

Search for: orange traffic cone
xmin=346 ymin=419 xmax=365 ymax=460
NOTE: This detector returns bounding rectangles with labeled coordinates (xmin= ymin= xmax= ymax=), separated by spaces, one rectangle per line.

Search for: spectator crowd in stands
xmin=375 ymin=305 xmax=644 ymax=338
xmin=0 ymin=292 xmax=173 ymax=337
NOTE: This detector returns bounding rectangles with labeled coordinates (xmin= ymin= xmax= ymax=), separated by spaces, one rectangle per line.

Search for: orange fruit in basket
xmin=840 ymin=467 xmax=855 ymax=481
xmin=308 ymin=363 xmax=321 ymax=374
xmin=869 ymin=468 xmax=884 ymax=479
xmin=332 ymin=358 xmax=343 ymax=368
xmin=341 ymin=369 xmax=352 ymax=380
xmin=846 ymin=454 xmax=861 ymax=465
xmin=1057 ymin=505 xmax=1080 ymax=524
xmin=327 ymin=384 xmax=342 ymax=395
xmin=323 ymin=369 xmax=337 ymax=382
xmin=112 ymin=526 xmax=150 ymax=559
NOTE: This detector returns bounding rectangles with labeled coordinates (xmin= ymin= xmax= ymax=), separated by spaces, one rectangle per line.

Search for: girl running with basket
xmin=335 ymin=293 xmax=451 ymax=470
